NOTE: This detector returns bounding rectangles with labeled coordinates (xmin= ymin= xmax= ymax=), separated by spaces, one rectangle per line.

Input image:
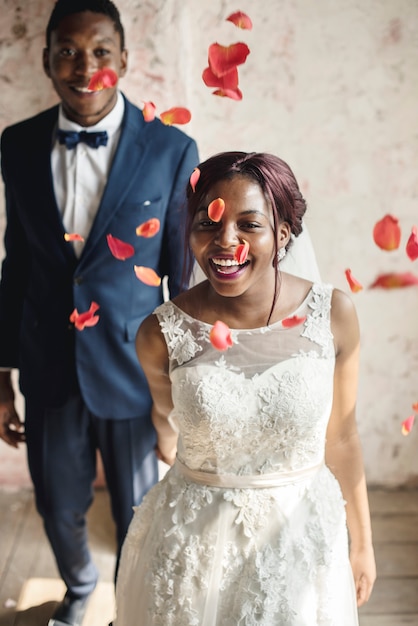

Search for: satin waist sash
xmin=175 ymin=458 xmax=324 ymax=489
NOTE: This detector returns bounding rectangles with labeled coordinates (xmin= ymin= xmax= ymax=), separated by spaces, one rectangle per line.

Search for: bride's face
xmin=190 ymin=176 xmax=288 ymax=300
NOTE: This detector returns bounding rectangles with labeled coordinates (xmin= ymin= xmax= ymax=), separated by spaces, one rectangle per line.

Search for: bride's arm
xmin=325 ymin=289 xmax=376 ymax=607
xmin=136 ymin=314 xmax=177 ymax=466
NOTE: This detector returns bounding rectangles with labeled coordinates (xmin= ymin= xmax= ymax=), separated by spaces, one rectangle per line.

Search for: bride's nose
xmin=214 ymin=222 xmax=240 ymax=248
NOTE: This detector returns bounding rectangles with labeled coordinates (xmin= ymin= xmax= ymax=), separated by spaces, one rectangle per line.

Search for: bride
xmin=114 ymin=151 xmax=375 ymax=625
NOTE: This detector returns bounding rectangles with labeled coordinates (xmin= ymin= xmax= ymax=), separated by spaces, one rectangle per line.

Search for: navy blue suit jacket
xmin=0 ymin=94 xmax=199 ymax=419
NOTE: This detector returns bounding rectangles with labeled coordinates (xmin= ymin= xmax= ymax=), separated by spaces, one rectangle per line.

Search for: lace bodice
xmin=155 ymin=283 xmax=335 ymax=476
xmin=116 ymin=283 xmax=359 ymax=626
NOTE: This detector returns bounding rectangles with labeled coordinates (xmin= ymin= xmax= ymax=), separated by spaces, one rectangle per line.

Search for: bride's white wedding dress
xmin=115 ymin=283 xmax=358 ymax=625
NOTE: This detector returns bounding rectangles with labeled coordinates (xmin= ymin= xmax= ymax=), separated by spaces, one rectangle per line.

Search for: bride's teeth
xmin=213 ymin=258 xmax=239 ymax=267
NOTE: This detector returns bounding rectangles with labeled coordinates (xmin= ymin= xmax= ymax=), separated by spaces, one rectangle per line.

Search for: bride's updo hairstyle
xmin=184 ymin=151 xmax=307 ymax=292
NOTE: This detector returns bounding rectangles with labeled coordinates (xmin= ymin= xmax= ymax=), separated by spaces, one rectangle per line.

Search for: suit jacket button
xmin=74 ymin=276 xmax=83 ymax=285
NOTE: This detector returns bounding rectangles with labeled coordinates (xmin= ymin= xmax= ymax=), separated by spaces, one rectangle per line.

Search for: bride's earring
xmin=277 ymin=247 xmax=286 ymax=262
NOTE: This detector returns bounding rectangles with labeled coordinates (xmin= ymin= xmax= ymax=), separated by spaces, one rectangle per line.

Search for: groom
xmin=0 ymin=0 xmax=198 ymax=624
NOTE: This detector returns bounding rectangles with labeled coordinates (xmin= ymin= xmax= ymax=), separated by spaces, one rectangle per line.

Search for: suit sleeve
xmin=160 ymin=137 xmax=199 ymax=299
xmin=0 ymin=129 xmax=30 ymax=367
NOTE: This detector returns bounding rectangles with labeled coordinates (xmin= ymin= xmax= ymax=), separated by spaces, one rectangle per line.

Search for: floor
xmin=0 ymin=487 xmax=417 ymax=625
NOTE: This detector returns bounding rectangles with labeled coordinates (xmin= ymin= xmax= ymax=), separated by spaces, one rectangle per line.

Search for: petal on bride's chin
xmin=234 ymin=240 xmax=249 ymax=264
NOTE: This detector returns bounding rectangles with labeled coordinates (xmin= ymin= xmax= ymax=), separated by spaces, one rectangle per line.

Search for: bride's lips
xmin=209 ymin=256 xmax=249 ymax=279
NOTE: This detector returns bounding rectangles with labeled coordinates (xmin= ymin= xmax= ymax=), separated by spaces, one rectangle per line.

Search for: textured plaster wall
xmin=0 ymin=0 xmax=417 ymax=487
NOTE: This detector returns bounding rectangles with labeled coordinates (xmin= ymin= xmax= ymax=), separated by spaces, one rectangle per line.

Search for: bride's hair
xmin=183 ymin=152 xmax=308 ymax=320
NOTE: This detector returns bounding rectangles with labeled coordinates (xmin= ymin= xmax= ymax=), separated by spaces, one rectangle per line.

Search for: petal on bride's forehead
xmin=136 ymin=218 xmax=160 ymax=238
xmin=106 ymin=234 xmax=135 ymax=260
xmin=226 ymin=11 xmax=253 ymax=30
xmin=208 ymin=198 xmax=225 ymax=222
xmin=208 ymin=42 xmax=250 ymax=77
xmin=345 ymin=269 xmax=363 ymax=293
xmin=87 ymin=68 xmax=118 ymax=91
xmin=210 ymin=320 xmax=233 ymax=351
xmin=134 ymin=265 xmax=161 ymax=287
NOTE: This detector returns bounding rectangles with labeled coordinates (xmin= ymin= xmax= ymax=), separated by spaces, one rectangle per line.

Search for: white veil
xmin=189 ymin=222 xmax=321 ymax=286
xmin=280 ymin=222 xmax=321 ymax=282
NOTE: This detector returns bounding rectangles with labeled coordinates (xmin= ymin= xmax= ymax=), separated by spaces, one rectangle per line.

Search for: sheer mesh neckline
xmin=169 ymin=284 xmax=316 ymax=333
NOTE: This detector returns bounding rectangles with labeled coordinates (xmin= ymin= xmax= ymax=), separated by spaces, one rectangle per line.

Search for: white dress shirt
xmin=52 ymin=91 xmax=125 ymax=256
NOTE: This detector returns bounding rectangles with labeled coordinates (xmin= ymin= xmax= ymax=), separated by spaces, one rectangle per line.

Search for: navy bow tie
xmin=57 ymin=129 xmax=108 ymax=150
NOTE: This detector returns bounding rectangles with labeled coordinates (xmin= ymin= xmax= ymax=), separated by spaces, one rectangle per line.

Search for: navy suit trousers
xmin=24 ymin=392 xmax=158 ymax=598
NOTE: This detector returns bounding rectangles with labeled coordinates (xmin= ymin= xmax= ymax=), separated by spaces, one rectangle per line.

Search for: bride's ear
xmin=278 ymin=221 xmax=291 ymax=248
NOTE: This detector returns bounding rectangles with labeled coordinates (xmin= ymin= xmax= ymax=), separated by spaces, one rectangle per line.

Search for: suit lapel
xmin=78 ymin=98 xmax=148 ymax=267
xmin=28 ymin=107 xmax=78 ymax=266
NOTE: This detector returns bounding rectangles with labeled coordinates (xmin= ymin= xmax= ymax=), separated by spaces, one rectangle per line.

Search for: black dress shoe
xmin=48 ymin=591 xmax=91 ymax=626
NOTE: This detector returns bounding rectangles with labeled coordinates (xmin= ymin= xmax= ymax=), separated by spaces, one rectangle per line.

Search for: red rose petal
xmin=345 ymin=269 xmax=363 ymax=293
xmin=226 ymin=11 xmax=253 ymax=30
xmin=209 ymin=320 xmax=233 ymax=351
xmin=208 ymin=198 xmax=225 ymax=222
xmin=87 ymin=68 xmax=118 ymax=91
xmin=208 ymin=42 xmax=250 ymax=77
xmin=142 ymin=101 xmax=157 ymax=122
xmin=401 ymin=414 xmax=415 ymax=436
xmin=160 ymin=107 xmax=192 ymax=126
xmin=134 ymin=265 xmax=161 ymax=286
xmin=135 ymin=218 xmax=160 ymax=238
xmin=282 ymin=315 xmax=307 ymax=328
xmin=406 ymin=225 xmax=418 ymax=261
xmin=106 ymin=234 xmax=135 ymax=260
xmin=369 ymin=272 xmax=418 ymax=289
xmin=189 ymin=168 xmax=200 ymax=193
xmin=373 ymin=214 xmax=401 ymax=251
